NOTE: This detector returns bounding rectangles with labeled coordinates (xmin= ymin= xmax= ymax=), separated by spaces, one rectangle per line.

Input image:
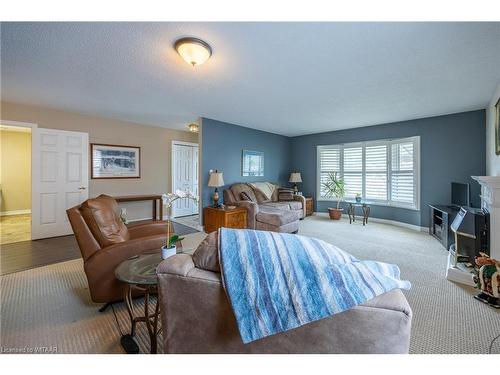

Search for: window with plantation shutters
xmin=317 ymin=136 xmax=420 ymax=210
xmin=318 ymin=147 xmax=341 ymax=197
xmin=343 ymin=147 xmax=363 ymax=198
xmin=391 ymin=141 xmax=415 ymax=205
xmin=365 ymin=144 xmax=387 ymax=201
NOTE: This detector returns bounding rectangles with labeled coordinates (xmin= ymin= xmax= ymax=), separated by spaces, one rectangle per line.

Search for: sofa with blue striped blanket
xmin=157 ymin=230 xmax=412 ymax=354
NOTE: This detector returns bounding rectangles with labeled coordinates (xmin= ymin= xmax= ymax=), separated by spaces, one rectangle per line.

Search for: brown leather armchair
xmin=66 ymin=194 xmax=168 ymax=304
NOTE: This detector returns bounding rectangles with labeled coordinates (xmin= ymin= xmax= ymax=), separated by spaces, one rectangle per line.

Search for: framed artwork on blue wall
xmin=242 ymin=150 xmax=264 ymax=176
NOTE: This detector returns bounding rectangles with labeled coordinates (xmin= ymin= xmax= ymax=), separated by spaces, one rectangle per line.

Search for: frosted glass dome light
xmin=174 ymin=37 xmax=212 ymax=67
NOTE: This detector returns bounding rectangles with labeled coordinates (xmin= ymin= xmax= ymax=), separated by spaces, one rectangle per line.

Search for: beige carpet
xmin=1 ymin=218 xmax=498 ymax=354
xmin=299 ymin=215 xmax=500 ymax=354
xmin=0 ymin=232 xmax=206 ymax=354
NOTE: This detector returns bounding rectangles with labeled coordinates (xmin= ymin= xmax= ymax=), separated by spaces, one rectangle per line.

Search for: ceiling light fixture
xmin=174 ymin=37 xmax=212 ymax=67
xmin=188 ymin=123 xmax=199 ymax=133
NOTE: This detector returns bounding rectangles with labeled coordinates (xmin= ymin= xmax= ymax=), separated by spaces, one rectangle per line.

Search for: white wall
xmin=486 ymin=80 xmax=500 ymax=176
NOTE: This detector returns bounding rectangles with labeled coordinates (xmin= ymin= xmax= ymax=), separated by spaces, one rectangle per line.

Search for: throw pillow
xmin=192 ymin=231 xmax=220 ymax=272
xmin=240 ymin=191 xmax=255 ymax=202
xmin=278 ymin=188 xmax=294 ymax=201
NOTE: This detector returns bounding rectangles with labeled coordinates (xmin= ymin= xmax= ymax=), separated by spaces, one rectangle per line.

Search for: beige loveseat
xmin=223 ymin=183 xmax=305 ymax=233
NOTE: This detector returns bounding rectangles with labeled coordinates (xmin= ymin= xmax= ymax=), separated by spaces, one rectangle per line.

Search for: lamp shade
xmin=289 ymin=172 xmax=302 ymax=183
xmin=208 ymin=172 xmax=224 ymax=187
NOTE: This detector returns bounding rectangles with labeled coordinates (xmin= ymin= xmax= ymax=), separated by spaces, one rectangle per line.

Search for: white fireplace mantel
xmin=472 ymin=176 xmax=500 ymax=260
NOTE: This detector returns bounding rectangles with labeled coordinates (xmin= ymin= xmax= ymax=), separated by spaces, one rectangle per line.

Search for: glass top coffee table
xmin=116 ymin=252 xmax=165 ymax=286
xmin=115 ymin=246 xmax=193 ymax=354
xmin=345 ymin=200 xmax=371 ymax=225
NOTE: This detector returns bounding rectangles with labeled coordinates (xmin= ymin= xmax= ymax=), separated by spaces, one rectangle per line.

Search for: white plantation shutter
xmin=365 ymin=144 xmax=387 ymax=201
xmin=343 ymin=147 xmax=362 ymax=198
xmin=318 ymin=146 xmax=341 ymax=197
xmin=391 ymin=141 xmax=415 ymax=205
xmin=317 ymin=136 xmax=419 ymax=209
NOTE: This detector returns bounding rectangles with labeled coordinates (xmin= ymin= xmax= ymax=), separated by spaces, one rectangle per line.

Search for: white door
xmin=172 ymin=142 xmax=198 ymax=218
xmin=32 ymin=128 xmax=89 ymax=239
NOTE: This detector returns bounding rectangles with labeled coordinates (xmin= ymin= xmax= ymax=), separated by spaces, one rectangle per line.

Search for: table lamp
xmin=289 ymin=172 xmax=302 ymax=193
xmin=208 ymin=170 xmax=224 ymax=208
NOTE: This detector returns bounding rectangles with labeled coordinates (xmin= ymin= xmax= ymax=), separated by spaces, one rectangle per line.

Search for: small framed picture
xmin=91 ymin=143 xmax=141 ymax=179
xmin=242 ymin=150 xmax=264 ymax=177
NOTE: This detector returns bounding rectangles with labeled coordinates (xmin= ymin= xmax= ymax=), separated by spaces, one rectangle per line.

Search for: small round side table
xmin=346 ymin=200 xmax=371 ymax=225
xmin=115 ymin=253 xmax=163 ymax=354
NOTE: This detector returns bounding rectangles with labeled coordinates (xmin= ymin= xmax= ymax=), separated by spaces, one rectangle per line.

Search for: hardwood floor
xmin=0 ymin=221 xmax=198 ymax=275
xmin=0 ymin=214 xmax=31 ymax=244
xmin=1 ymin=235 xmax=81 ymax=275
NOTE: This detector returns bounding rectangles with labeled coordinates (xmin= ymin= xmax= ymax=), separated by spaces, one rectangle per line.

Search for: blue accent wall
xmin=201 ymin=118 xmax=291 ymax=209
xmin=290 ymin=110 xmax=486 ymax=227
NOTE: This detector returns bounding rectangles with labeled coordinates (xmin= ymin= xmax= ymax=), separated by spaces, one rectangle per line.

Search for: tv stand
xmin=429 ymin=205 xmax=460 ymax=250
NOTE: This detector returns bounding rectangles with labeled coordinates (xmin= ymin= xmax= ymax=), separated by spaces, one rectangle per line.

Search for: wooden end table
xmin=304 ymin=197 xmax=314 ymax=216
xmin=203 ymin=206 xmax=247 ymax=233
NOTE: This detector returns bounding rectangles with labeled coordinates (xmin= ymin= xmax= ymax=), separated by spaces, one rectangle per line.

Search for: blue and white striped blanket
xmin=218 ymin=228 xmax=411 ymax=344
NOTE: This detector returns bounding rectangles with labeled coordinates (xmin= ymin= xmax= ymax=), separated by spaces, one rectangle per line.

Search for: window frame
xmin=316 ymin=136 xmax=421 ymax=211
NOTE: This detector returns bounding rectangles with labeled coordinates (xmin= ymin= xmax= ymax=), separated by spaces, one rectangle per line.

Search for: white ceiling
xmin=1 ymin=22 xmax=499 ymax=136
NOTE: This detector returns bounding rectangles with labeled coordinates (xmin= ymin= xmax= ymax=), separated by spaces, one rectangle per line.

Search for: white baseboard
xmin=313 ymin=212 xmax=427 ymax=232
xmin=0 ymin=209 xmax=31 ymax=217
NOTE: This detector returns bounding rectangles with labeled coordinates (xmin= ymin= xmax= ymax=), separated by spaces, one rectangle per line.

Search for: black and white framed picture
xmin=496 ymin=97 xmax=500 ymax=155
xmin=242 ymin=149 xmax=264 ymax=176
xmin=91 ymin=143 xmax=141 ymax=179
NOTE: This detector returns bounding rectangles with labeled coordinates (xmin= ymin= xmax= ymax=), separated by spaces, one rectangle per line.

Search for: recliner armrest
xmin=83 ymin=234 xmax=167 ymax=303
xmin=127 ymin=221 xmax=170 ymax=239
xmin=86 ymin=234 xmax=166 ymax=266
xmin=157 ymin=254 xmax=222 ymax=283
xmin=157 ymin=254 xmax=195 ymax=276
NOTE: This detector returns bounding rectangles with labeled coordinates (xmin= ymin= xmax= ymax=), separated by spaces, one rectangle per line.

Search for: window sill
xmin=316 ymin=198 xmax=420 ymax=211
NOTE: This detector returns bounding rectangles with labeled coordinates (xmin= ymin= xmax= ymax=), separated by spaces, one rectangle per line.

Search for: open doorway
xmin=171 ymin=141 xmax=200 ymax=229
xmin=0 ymin=123 xmax=32 ymax=244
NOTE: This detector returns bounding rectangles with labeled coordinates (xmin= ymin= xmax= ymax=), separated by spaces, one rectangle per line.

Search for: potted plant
xmin=355 ymin=193 xmax=362 ymax=203
xmin=161 ymin=190 xmax=198 ymax=259
xmin=322 ymin=172 xmax=346 ymax=220
xmin=162 ymin=232 xmax=184 ymax=259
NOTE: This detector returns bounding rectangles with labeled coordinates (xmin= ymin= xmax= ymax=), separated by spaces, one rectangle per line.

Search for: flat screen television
xmin=451 ymin=182 xmax=470 ymax=207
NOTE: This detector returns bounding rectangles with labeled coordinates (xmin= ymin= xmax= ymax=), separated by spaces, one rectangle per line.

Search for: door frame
xmin=0 ymin=120 xmax=38 ymax=237
xmin=171 ymin=140 xmax=199 ymax=218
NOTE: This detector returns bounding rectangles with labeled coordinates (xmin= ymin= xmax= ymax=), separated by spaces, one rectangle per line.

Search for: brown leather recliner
xmin=66 ymin=194 xmax=169 ymax=304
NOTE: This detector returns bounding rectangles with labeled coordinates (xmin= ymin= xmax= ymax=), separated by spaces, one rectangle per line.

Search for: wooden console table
xmin=113 ymin=194 xmax=163 ymax=221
